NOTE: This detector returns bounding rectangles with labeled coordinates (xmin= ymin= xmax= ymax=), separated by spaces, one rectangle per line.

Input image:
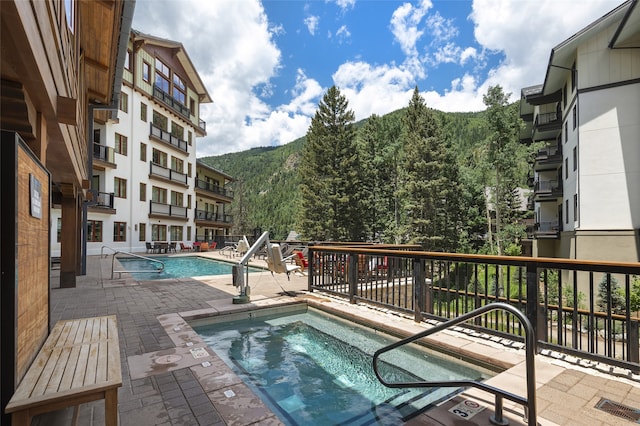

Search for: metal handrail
xmin=372 ymin=302 xmax=536 ymax=426
xmin=101 ymin=246 xmax=165 ymax=279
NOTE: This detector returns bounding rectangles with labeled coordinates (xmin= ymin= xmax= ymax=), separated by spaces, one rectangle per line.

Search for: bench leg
xmin=12 ymin=410 xmax=30 ymax=426
xmin=105 ymin=389 xmax=118 ymax=426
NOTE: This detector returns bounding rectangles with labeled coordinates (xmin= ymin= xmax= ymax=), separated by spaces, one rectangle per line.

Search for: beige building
xmin=520 ymin=0 xmax=640 ymax=263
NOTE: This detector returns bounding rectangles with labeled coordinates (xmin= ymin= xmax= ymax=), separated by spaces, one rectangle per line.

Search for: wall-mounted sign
xmin=30 ymin=174 xmax=42 ymax=219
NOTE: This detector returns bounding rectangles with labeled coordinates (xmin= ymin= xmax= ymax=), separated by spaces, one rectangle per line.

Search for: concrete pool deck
xmin=36 ymin=251 xmax=640 ymax=425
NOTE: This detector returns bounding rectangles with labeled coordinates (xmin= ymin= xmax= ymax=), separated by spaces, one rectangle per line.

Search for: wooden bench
xmin=5 ymin=315 xmax=122 ymax=425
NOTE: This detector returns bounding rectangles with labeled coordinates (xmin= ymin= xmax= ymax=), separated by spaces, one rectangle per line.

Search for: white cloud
xmin=304 ymin=15 xmax=319 ymax=35
xmin=336 ymin=25 xmax=351 ymax=43
xmin=333 ymin=0 xmax=356 ymax=12
xmin=390 ymin=0 xmax=433 ymax=57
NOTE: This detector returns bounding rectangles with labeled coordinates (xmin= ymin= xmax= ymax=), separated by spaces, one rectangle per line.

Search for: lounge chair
xmin=266 ymin=243 xmax=301 ymax=280
xmin=200 ymin=242 xmax=210 ymax=251
xmin=293 ymin=251 xmax=308 ymax=273
xmin=180 ymin=242 xmax=192 ymax=252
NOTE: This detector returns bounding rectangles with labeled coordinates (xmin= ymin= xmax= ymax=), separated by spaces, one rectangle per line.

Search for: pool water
xmin=194 ymin=307 xmax=490 ymax=425
xmin=118 ymin=256 xmax=261 ymax=280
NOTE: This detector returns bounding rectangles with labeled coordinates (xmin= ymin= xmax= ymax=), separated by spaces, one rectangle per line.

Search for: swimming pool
xmin=193 ymin=306 xmax=491 ymax=425
xmin=117 ymin=256 xmax=262 ymax=280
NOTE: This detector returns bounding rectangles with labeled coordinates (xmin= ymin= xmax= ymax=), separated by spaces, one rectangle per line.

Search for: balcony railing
xmin=149 ymin=201 xmax=187 ymax=218
xmin=533 ymin=220 xmax=561 ymax=238
xmin=87 ymin=191 xmax=114 ymax=210
xmin=194 ymin=178 xmax=234 ymax=199
xmin=149 ymin=123 xmax=188 ymax=153
xmin=533 ymin=179 xmax=562 ymax=195
xmin=153 ymin=86 xmax=190 ymax=118
xmin=194 ymin=209 xmax=233 ymax=224
xmin=93 ymin=144 xmax=115 ymax=164
xmin=308 ymin=245 xmax=640 ymax=372
xmin=198 ymin=118 xmax=206 ymax=133
xmin=535 ymin=111 xmax=561 ymax=127
xmin=149 ymin=162 xmax=188 ymax=185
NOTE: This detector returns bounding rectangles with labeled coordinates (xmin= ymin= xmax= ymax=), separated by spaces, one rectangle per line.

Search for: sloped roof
xmin=132 ymin=30 xmax=212 ymax=103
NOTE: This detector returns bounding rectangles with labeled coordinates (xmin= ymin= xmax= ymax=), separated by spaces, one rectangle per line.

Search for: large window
xmin=171 ymin=122 xmax=184 ymax=140
xmin=87 ymin=220 xmax=103 ymax=242
xmin=114 ymin=177 xmax=127 ymax=198
xmin=152 ymin=224 xmax=167 ymax=241
xmin=152 ymin=110 xmax=168 ymax=130
xmin=173 ymin=74 xmax=186 ymax=105
xmin=115 ymin=133 xmax=128 ymax=155
xmin=113 ymin=222 xmax=126 ymax=242
xmin=139 ymin=223 xmax=146 ymax=242
xmin=171 ymin=191 xmax=183 ymax=206
xmin=171 ymin=157 xmax=184 ymax=173
xmin=152 ymin=148 xmax=167 ymax=167
xmin=152 ymin=186 xmax=167 ymax=204
xmin=170 ymin=225 xmax=183 ymax=242
xmin=155 ymin=58 xmax=170 ymax=92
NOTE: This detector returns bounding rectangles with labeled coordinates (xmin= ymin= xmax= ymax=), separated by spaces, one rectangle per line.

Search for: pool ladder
xmin=372 ymin=302 xmax=537 ymax=426
xmin=101 ymin=246 xmax=165 ymax=279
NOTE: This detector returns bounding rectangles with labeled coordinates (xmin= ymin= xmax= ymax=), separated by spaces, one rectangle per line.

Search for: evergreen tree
xmin=296 ymin=86 xmax=364 ymax=241
xmin=481 ymin=85 xmax=527 ymax=255
xmin=399 ymin=87 xmax=462 ymax=251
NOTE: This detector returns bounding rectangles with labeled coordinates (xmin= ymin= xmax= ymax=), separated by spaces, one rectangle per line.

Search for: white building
xmin=520 ymin=0 xmax=639 ymax=262
xmin=51 ymin=30 xmax=233 ymax=256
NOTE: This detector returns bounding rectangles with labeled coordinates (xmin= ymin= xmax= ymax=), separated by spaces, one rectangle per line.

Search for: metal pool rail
xmin=101 ymin=246 xmax=165 ymax=279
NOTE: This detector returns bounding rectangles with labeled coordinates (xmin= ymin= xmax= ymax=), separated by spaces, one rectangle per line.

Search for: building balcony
xmin=194 ymin=209 xmax=233 ymax=227
xmin=153 ymin=86 xmax=190 ymax=119
xmin=533 ymin=220 xmax=561 ymax=239
xmin=533 ymin=142 xmax=562 ymax=171
xmin=149 ymin=201 xmax=188 ymax=220
xmin=532 ymin=111 xmax=562 ymax=142
xmin=93 ymin=144 xmax=116 ymax=169
xmin=149 ymin=123 xmax=188 ymax=153
xmin=149 ymin=162 xmax=188 ymax=186
xmin=533 ymin=179 xmax=563 ymax=201
xmin=198 ymin=118 xmax=206 ymax=133
xmin=87 ymin=191 xmax=115 ymax=214
xmin=194 ymin=178 xmax=234 ymax=201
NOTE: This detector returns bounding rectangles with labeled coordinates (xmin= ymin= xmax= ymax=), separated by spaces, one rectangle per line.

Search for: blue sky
xmin=133 ymin=0 xmax=622 ymax=155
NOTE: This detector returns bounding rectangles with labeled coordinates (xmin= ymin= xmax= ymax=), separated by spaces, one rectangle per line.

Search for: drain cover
xmin=155 ymin=354 xmax=182 ymax=364
xmin=595 ymin=398 xmax=640 ymax=422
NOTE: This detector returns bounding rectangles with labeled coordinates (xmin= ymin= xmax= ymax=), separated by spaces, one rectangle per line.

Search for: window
xmin=573 ymin=147 xmax=577 ymax=171
xmin=173 ymin=74 xmax=186 ymax=105
xmin=87 ymin=220 xmax=103 ymax=242
xmin=571 ymin=61 xmax=577 ymax=92
xmin=114 ymin=177 xmax=127 ymax=198
xmin=171 ymin=122 xmax=184 ymax=140
xmin=113 ymin=222 xmax=126 ymax=242
xmin=152 ymin=224 xmax=167 ymax=242
xmin=64 ymin=0 xmax=75 ymax=32
xmin=187 ymin=163 xmax=192 ymax=177
xmin=140 ymin=102 xmax=147 ymax=122
xmin=139 ymin=223 xmax=146 ymax=242
xmin=190 ymin=98 xmax=195 ymax=114
xmin=187 ymin=226 xmax=192 ymax=241
xmin=140 ymin=183 xmax=146 ymax=201
xmin=57 ymin=218 xmax=62 ymax=242
xmin=142 ymin=61 xmax=150 ymax=83
xmin=574 ymin=194 xmax=578 ymax=221
xmin=140 ymin=142 xmax=147 ymax=162
xmin=565 ymin=199 xmax=569 ymax=224
xmin=155 ymin=58 xmax=170 ymax=92
xmin=171 ymin=191 xmax=183 ymax=206
xmin=564 ymin=122 xmax=568 ymax=143
xmin=170 ymin=225 xmax=183 ymax=241
xmin=93 ymin=128 xmax=101 ymax=144
xmin=188 ymin=131 xmax=193 ymax=146
xmin=152 ymin=186 xmax=167 ymax=203
xmin=152 ymin=110 xmax=168 ymax=130
xmin=563 ymin=83 xmax=567 ymax=108
xmin=171 ymin=157 xmax=184 ymax=173
xmin=187 ymin=194 xmax=192 ymax=209
xmin=565 ymin=159 xmax=568 ymax=179
xmin=119 ymin=92 xmax=128 ymax=113
xmin=152 ymin=148 xmax=167 ymax=167
xmin=115 ymin=133 xmax=128 ymax=156
xmin=572 ymin=105 xmax=577 ymax=130
xmin=124 ymin=50 xmax=132 ymax=71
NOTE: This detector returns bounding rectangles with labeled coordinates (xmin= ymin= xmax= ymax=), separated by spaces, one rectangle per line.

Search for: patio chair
xmin=293 ymin=251 xmax=308 ymax=274
xmin=145 ymin=242 xmax=153 ymax=253
xmin=266 ymin=243 xmax=301 ymax=280
xmin=168 ymin=242 xmax=176 ymax=253
xmin=180 ymin=242 xmax=192 ymax=252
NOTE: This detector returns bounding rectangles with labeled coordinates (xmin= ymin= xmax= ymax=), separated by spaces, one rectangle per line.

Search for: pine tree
xmin=296 ymin=86 xmax=363 ymax=241
xmin=399 ymin=87 xmax=462 ymax=251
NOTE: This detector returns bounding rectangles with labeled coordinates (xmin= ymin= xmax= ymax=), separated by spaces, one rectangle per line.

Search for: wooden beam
xmin=56 ymin=96 xmax=77 ymax=126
